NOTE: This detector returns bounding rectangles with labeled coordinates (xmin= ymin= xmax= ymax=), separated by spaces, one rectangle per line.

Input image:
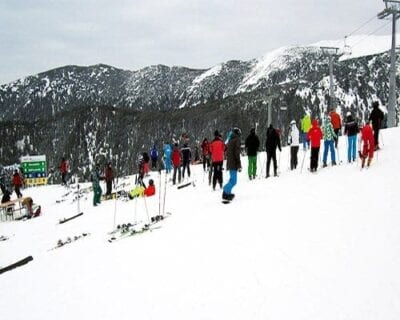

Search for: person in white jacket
xmin=288 ymin=120 xmax=300 ymax=170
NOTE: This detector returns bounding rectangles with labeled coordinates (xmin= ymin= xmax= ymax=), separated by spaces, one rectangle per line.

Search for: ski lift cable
xmin=350 ymin=21 xmax=392 ymax=49
xmin=321 ymin=15 xmax=380 ymax=53
xmin=345 ymin=14 xmax=379 ymax=38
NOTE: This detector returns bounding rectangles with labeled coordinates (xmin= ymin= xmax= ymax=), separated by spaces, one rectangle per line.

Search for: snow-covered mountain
xmin=0 ymin=34 xmax=398 ymax=176
xmin=1 ymin=34 xmax=397 ymax=121
xmin=1 ymin=128 xmax=399 ymax=320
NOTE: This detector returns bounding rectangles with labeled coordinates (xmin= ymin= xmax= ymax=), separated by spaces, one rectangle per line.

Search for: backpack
xmin=151 ymin=148 xmax=158 ymax=160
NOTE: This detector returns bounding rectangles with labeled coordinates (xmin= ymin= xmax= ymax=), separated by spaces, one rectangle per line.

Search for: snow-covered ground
xmin=1 ymin=128 xmax=400 ymax=320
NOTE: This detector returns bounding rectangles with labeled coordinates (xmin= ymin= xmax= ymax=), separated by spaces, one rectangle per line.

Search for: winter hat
xmin=372 ymin=101 xmax=379 ymax=109
xmin=149 ymin=179 xmax=154 ymax=186
xmin=290 ymin=120 xmax=296 ymax=125
xmin=214 ymin=130 xmax=220 ymax=137
xmin=233 ymin=127 xmax=242 ymax=136
xmin=346 ymin=111 xmax=352 ymax=117
xmin=250 ymin=128 xmax=256 ymax=134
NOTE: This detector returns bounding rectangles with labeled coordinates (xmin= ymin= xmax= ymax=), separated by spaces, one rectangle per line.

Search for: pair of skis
xmin=107 ymin=212 xmax=171 ymax=243
xmin=48 ymin=233 xmax=90 ymax=251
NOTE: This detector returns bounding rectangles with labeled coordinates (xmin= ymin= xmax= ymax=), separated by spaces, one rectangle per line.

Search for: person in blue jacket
xmin=150 ymin=144 xmax=158 ymax=170
xmin=163 ymin=142 xmax=172 ymax=174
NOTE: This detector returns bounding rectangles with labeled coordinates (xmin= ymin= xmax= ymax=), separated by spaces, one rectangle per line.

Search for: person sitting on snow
xmin=128 ymin=179 xmax=156 ymax=199
xmin=22 ymin=197 xmax=41 ymax=219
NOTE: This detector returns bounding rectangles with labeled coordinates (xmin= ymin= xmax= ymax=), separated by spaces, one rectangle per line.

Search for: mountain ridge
xmin=0 ymin=35 xmax=398 ymax=178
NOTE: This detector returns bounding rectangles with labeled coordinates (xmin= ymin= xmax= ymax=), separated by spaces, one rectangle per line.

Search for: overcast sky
xmin=0 ymin=0 xmax=391 ymax=84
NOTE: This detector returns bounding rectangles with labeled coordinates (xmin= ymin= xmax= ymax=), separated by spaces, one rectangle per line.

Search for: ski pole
xmin=158 ymin=170 xmax=162 ymax=216
xmin=142 ymin=194 xmax=151 ymax=225
xmin=260 ymin=152 xmax=267 ymax=178
xmin=162 ymin=170 xmax=168 ymax=216
xmin=77 ymin=182 xmax=81 ymax=214
xmin=357 ymin=136 xmax=362 ymax=168
xmin=134 ymin=191 xmax=138 ymax=224
xmin=113 ymin=191 xmax=117 ymax=230
xmin=300 ymin=148 xmax=307 ymax=174
xmin=278 ymin=149 xmax=281 ymax=172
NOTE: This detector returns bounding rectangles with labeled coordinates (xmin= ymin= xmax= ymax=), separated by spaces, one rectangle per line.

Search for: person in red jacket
xmin=12 ymin=169 xmax=23 ymax=198
xmin=329 ymin=107 xmax=342 ymax=148
xmin=210 ymin=130 xmax=225 ymax=190
xmin=201 ymin=138 xmax=210 ymax=171
xmin=59 ymin=157 xmax=69 ymax=185
xmin=307 ymin=119 xmax=323 ymax=172
xmin=171 ymin=143 xmax=182 ymax=185
xmin=143 ymin=179 xmax=156 ymax=197
xmin=359 ymin=122 xmax=375 ymax=168
xmin=104 ymin=162 xmax=114 ymax=199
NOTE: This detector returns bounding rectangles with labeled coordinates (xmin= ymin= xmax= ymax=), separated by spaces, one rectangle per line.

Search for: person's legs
xmin=293 ymin=146 xmax=299 ymax=169
xmin=223 ymin=170 xmax=237 ymax=195
xmin=272 ymin=150 xmax=277 ymax=175
xmin=172 ymin=166 xmax=177 ymax=184
xmin=323 ymin=140 xmax=329 ymax=165
xmin=266 ymin=152 xmax=272 ymax=177
xmin=329 ymin=140 xmax=336 ymax=164
xmin=351 ymin=135 xmax=357 ymax=161
xmin=347 ymin=136 xmax=352 ymax=162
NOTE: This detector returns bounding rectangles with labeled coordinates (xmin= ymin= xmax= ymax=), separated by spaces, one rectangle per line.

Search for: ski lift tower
xmin=378 ymin=0 xmax=400 ymax=127
xmin=321 ymin=46 xmax=340 ymax=112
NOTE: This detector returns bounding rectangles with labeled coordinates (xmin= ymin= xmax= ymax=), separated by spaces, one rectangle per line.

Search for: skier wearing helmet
xmin=343 ymin=111 xmax=359 ymax=163
xmin=288 ymin=120 xmax=300 ymax=170
xmin=222 ymin=127 xmax=242 ymax=201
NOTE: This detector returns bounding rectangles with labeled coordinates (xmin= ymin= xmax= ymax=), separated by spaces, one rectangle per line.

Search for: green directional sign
xmin=20 ymin=155 xmax=47 ymax=176
xmin=22 ymin=161 xmax=47 ymax=173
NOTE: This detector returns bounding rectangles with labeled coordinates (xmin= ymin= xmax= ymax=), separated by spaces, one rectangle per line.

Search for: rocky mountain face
xmin=0 ymin=46 xmax=397 ymax=180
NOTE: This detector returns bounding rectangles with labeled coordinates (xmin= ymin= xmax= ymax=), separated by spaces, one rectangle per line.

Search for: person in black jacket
xmin=344 ymin=112 xmax=359 ymax=163
xmin=1 ymin=183 xmax=11 ymax=204
xmin=265 ymin=124 xmax=281 ymax=177
xmin=180 ymin=143 xmax=192 ymax=179
xmin=222 ymin=128 xmax=242 ymax=201
xmin=244 ymin=128 xmax=260 ymax=180
xmin=368 ymin=101 xmax=384 ymax=150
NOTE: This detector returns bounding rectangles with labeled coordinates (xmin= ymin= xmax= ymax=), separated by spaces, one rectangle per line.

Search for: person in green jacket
xmin=91 ymin=164 xmax=103 ymax=206
xmin=301 ymin=113 xmax=311 ymax=150
xmin=322 ymin=115 xmax=337 ymax=167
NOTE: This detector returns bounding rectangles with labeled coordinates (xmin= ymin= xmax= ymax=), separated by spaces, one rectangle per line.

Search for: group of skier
xmin=82 ymin=100 xmax=387 ymax=205
xmin=295 ymin=102 xmax=384 ymax=171
xmin=0 ymin=101 xmax=386 ymax=207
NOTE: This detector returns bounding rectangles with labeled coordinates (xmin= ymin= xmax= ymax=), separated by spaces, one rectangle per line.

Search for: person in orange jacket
xmin=307 ymin=119 xmax=323 ymax=172
xmin=359 ymin=122 xmax=375 ymax=168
